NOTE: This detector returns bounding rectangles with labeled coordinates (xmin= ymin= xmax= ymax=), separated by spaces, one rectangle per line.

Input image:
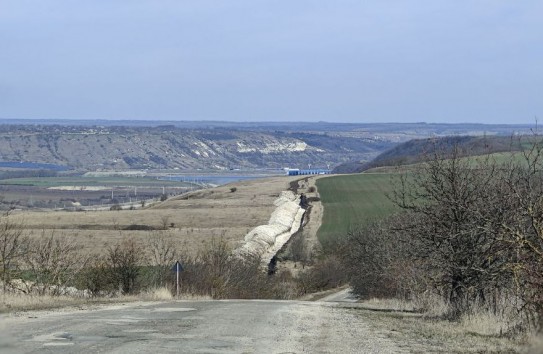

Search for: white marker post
xmin=172 ymin=261 xmax=183 ymax=298
xmin=176 ymin=265 xmax=179 ymax=298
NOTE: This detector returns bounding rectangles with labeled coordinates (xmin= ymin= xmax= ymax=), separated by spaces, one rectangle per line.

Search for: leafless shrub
xmin=343 ymin=135 xmax=543 ymax=333
xmin=297 ymin=254 xmax=347 ymax=295
xmin=160 ymin=216 xmax=171 ymax=230
xmin=176 ymin=238 xmax=297 ymax=299
xmin=106 ymin=238 xmax=145 ymax=294
xmin=495 ymin=136 xmax=543 ymax=330
xmin=0 ymin=211 xmax=28 ymax=293
xmin=343 ymin=221 xmax=414 ymax=300
xmin=387 ymin=145 xmax=515 ymax=319
xmin=23 ymin=231 xmax=89 ymax=296
xmin=145 ymin=231 xmax=179 ymax=288
xmin=76 ymin=255 xmax=117 ymax=296
xmin=188 ymin=237 xmax=232 ymax=298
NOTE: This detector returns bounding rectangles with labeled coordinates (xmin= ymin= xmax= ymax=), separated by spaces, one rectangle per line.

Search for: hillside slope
xmin=0 ymin=125 xmax=392 ymax=171
xmin=333 ymin=135 xmax=523 ymax=173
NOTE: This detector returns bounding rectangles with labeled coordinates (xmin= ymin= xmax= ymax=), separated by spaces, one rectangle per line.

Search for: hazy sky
xmin=1 ymin=1 xmax=541 ymax=123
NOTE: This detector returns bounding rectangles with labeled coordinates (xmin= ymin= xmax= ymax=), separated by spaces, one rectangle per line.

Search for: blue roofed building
xmin=285 ymin=168 xmax=332 ymax=176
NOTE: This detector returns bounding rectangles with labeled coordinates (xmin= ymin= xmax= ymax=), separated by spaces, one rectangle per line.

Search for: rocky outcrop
xmin=235 ymin=191 xmax=305 ymax=264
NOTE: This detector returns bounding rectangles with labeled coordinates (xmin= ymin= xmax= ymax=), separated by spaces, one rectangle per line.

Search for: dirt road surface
xmin=1 ymin=300 xmax=405 ymax=353
xmin=319 ymin=288 xmax=358 ymax=303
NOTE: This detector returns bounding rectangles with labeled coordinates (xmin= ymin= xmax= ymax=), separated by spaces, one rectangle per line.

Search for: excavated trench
xmin=234 ymin=189 xmax=307 ymax=269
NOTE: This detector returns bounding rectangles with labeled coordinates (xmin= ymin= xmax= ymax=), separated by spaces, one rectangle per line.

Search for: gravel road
xmin=1 ymin=299 xmax=405 ymax=353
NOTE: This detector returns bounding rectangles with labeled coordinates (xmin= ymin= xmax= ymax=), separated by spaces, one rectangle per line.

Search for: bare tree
xmin=343 ymin=221 xmax=409 ymax=299
xmin=146 ymin=231 xmax=178 ymax=287
xmin=493 ymin=136 xmax=543 ymax=329
xmin=23 ymin=231 xmax=89 ymax=295
xmin=77 ymin=254 xmax=116 ymax=296
xmin=389 ymin=144 xmax=514 ymax=318
xmin=196 ymin=237 xmax=232 ymax=298
xmin=160 ymin=216 xmax=171 ymax=230
xmin=0 ymin=211 xmax=27 ymax=293
xmin=107 ymin=238 xmax=145 ymax=294
xmin=147 ymin=231 xmax=177 ymax=266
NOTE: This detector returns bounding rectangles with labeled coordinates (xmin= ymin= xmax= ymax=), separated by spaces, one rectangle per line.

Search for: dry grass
xmin=139 ymin=287 xmax=173 ymax=301
xmin=353 ymin=296 xmax=533 ymax=353
xmin=460 ymin=310 xmax=518 ymax=337
xmin=137 ymin=287 xmax=212 ymax=301
xmin=410 ymin=292 xmax=449 ymax=318
xmin=0 ymin=289 xmax=214 ymax=314
xmin=7 ymin=176 xmax=304 ymax=257
xmin=1 ymin=293 xmax=91 ymax=313
xmin=361 ymin=297 xmax=418 ymax=313
xmin=174 ymin=293 xmax=213 ymax=301
xmin=351 ymin=305 xmax=527 ymax=353
xmin=0 ymin=293 xmax=146 ymax=314
xmin=525 ymin=336 xmax=543 ymax=354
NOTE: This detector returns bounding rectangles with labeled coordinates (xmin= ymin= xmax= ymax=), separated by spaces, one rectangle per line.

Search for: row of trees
xmin=343 ymin=136 xmax=543 ymax=331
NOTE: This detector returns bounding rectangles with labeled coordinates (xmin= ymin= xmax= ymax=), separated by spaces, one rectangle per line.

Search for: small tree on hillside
xmin=23 ymin=231 xmax=89 ymax=295
xmin=160 ymin=216 xmax=171 ymax=230
xmin=390 ymin=144 xmax=513 ymax=318
xmin=0 ymin=212 xmax=27 ymax=293
xmin=146 ymin=231 xmax=178 ymax=288
xmin=107 ymin=238 xmax=145 ymax=294
xmin=495 ymin=137 xmax=543 ymax=329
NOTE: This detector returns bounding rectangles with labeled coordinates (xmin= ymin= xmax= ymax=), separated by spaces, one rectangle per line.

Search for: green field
xmin=316 ymin=174 xmax=399 ymax=246
xmin=364 ymin=151 xmax=525 ymax=174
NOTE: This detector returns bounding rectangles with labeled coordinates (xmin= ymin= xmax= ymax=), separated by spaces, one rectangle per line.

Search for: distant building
xmin=284 ymin=168 xmax=332 ymax=176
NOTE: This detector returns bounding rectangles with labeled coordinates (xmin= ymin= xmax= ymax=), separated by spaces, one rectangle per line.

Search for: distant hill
xmin=0 ymin=119 xmax=535 ymax=135
xmin=0 ymin=125 xmax=394 ymax=171
xmin=333 ymin=135 xmax=524 ymax=173
xmin=0 ymin=121 xmax=535 ymax=172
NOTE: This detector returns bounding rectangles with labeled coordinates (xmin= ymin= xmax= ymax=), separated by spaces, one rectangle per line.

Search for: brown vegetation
xmin=343 ymin=136 xmax=543 ymax=335
xmin=0 ymin=176 xmax=336 ymax=307
xmin=22 ymin=231 xmax=89 ymax=295
xmin=0 ymin=211 xmax=27 ymax=293
xmin=5 ymin=176 xmax=300 ymax=257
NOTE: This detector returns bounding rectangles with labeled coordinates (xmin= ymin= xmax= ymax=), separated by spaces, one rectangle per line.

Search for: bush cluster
xmin=0 ymin=225 xmax=312 ymax=300
xmin=343 ymin=137 xmax=543 ymax=332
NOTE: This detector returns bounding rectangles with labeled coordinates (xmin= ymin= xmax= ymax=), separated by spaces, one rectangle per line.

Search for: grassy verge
xmin=316 ymin=173 xmax=398 ymax=246
xmin=0 ymin=288 xmax=211 ymax=314
xmin=348 ymin=301 xmax=530 ymax=353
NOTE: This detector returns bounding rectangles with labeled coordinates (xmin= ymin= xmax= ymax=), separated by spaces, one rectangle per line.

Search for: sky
xmin=0 ymin=1 xmax=542 ymax=124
